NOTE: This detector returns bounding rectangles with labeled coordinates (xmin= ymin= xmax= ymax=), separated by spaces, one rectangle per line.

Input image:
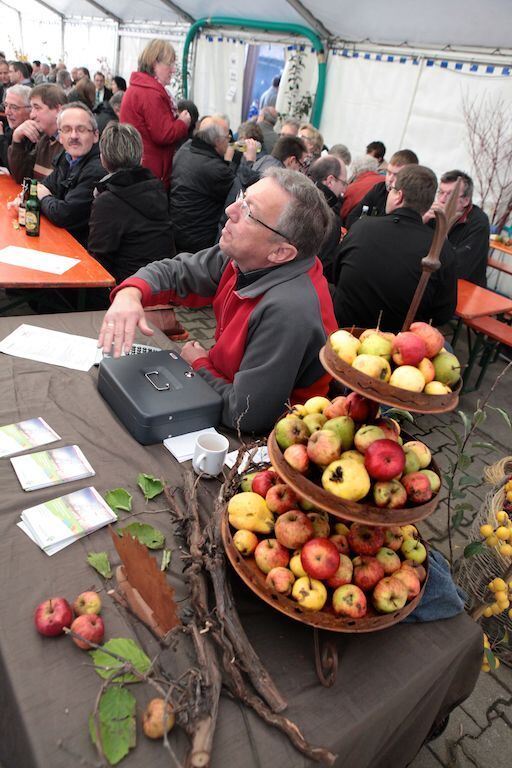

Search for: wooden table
xmin=488 ymin=238 xmax=512 ymax=290
xmin=0 ymin=175 xmax=114 ymax=311
xmin=456 ymin=278 xmax=512 ymax=320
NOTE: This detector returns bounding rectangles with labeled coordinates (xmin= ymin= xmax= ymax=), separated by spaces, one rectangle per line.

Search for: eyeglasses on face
xmin=4 ymin=103 xmax=30 ymax=112
xmin=59 ymin=125 xmax=95 ymax=135
xmin=235 ymin=190 xmax=293 ymax=244
xmin=335 ymin=176 xmax=348 ymax=188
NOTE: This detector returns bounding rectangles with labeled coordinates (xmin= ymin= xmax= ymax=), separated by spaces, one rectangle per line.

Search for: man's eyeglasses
xmin=335 ymin=176 xmax=348 ymax=188
xmin=235 ymin=190 xmax=293 ymax=244
xmin=4 ymin=103 xmax=30 ymax=112
xmin=59 ymin=125 xmax=96 ymax=135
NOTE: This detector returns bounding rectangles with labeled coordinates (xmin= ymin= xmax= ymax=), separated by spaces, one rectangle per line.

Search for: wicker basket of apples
xmin=320 ymin=323 xmax=461 ymax=413
xmin=266 ymin=394 xmax=441 ymax=527
xmin=222 ymin=477 xmax=428 ymax=632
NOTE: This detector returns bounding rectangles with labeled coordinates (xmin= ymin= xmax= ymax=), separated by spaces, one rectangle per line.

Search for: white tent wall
xmin=1 ymin=0 xmax=62 ymax=61
xmin=191 ymin=34 xmax=246 ymax=130
xmin=63 ymin=20 xmax=118 ymax=77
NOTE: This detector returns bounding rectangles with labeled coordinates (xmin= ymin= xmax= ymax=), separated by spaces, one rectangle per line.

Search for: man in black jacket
xmin=307 ymin=154 xmax=347 ymax=283
xmin=36 ymin=102 xmax=104 ymax=247
xmin=334 ymin=165 xmax=457 ymax=333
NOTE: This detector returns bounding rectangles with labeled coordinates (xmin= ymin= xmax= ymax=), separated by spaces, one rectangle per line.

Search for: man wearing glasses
xmin=307 ymin=154 xmax=348 ymax=283
xmin=0 ymin=84 xmax=31 ymax=168
xmin=36 ymin=102 xmax=104 ymax=246
xmin=99 ymin=168 xmax=337 ymax=433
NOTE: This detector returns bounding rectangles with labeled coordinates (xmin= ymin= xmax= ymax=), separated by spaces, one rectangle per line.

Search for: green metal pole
xmin=181 ymin=16 xmax=326 ymax=128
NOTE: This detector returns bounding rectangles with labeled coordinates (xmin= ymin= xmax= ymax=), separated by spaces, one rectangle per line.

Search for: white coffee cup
xmin=192 ymin=432 xmax=229 ymax=477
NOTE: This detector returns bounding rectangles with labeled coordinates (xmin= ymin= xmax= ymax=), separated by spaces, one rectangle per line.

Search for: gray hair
xmin=281 ymin=117 xmax=300 ymax=130
xmin=100 ymin=122 xmax=142 ymax=171
xmin=6 ymin=84 xmax=31 ymax=105
xmin=350 ymin=154 xmax=379 ymax=178
xmin=57 ymin=100 xmax=98 ymax=131
xmin=56 ymin=70 xmax=72 ymax=89
xmin=109 ymin=91 xmax=124 ymax=109
xmin=308 ymin=155 xmax=344 ymax=184
xmin=261 ymin=106 xmax=277 ymax=126
xmin=263 ymin=167 xmax=332 ymax=260
xmin=195 ymin=115 xmax=228 ymax=147
xmin=329 ymin=143 xmax=351 ymax=166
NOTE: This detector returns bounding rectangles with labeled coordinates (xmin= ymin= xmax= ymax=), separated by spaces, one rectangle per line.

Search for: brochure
xmin=10 ymin=445 xmax=95 ymax=491
xmin=0 ymin=417 xmax=60 ymax=458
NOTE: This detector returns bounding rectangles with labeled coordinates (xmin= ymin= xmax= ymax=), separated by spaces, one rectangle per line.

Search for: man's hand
xmin=244 ymin=138 xmax=259 ymax=163
xmin=36 ymin=183 xmax=51 ymax=200
xmin=181 ymin=340 xmax=208 ymax=365
xmin=12 ymin=119 xmax=41 ymax=144
xmin=178 ymin=109 xmax=191 ymax=128
xmin=98 ymin=287 xmax=153 ymax=357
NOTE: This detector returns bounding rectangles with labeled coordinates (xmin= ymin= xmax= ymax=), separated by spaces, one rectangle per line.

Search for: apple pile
xmin=228 ymin=480 xmax=427 ymax=617
xmin=34 ymin=590 xmax=105 ymax=649
xmin=273 ymin=394 xmax=440 ymax=507
xmin=329 ymin=322 xmax=461 ymax=394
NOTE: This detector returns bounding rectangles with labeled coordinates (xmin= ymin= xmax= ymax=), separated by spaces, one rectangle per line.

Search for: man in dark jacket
xmin=95 ymin=91 xmax=123 ymax=135
xmin=307 ymin=154 xmax=347 ymax=283
xmin=0 ymin=85 xmax=31 ymax=168
xmin=169 ymin=115 xmax=235 ymax=253
xmin=334 ymin=165 xmax=457 ymax=333
xmin=36 ymin=102 xmax=104 ymax=247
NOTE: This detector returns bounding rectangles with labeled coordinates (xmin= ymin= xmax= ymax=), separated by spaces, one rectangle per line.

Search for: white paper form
xmin=0 ymin=324 xmax=100 ymax=371
xmin=0 ymin=245 xmax=80 ymax=275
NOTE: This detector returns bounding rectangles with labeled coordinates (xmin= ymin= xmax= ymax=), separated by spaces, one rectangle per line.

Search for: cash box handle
xmin=144 ymin=370 xmax=170 ymax=391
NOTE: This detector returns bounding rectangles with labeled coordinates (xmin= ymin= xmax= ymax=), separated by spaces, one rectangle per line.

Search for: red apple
xmin=265 ymin=483 xmax=298 ymax=515
xmin=348 ymin=523 xmax=385 ymax=556
xmin=332 ymin=584 xmax=367 ymax=618
xmin=344 ymin=392 xmax=379 ymax=423
xmin=307 ymin=512 xmax=330 ymax=538
xmin=329 ymin=533 xmax=350 ymax=556
xmin=372 ymin=576 xmax=409 ymax=613
xmin=326 ymin=554 xmax=354 ymax=588
xmin=251 ymin=469 xmax=279 ymax=498
xmin=375 ymin=547 xmax=402 ymax=575
xmin=274 ymin=510 xmax=314 ymax=549
xmin=394 ymin=568 xmax=421 ymax=600
xmin=364 ymin=439 xmax=405 ymax=481
xmin=373 ymin=479 xmax=407 ymax=509
xmin=409 ymin=321 xmax=445 ymax=358
xmin=392 ymin=332 xmax=427 ymax=367
xmin=374 ymin=417 xmax=400 ymax=442
xmin=70 ymin=614 xmax=105 ymax=649
xmin=307 ymin=429 xmax=342 ymax=466
xmin=300 ymin=537 xmax=340 ymax=580
xmin=34 ymin=597 xmax=73 ymax=637
xmin=384 ymin=525 xmax=404 ymax=551
xmin=401 ymin=559 xmax=427 ymax=583
xmin=402 ymin=472 xmax=433 ymax=504
xmin=353 ymin=556 xmax=385 ymax=591
xmin=283 ymin=443 xmax=310 ymax=474
xmin=418 ymin=358 xmax=435 ymax=384
xmin=266 ymin=567 xmax=295 ymax=595
xmin=323 ymin=396 xmax=348 ymax=420
xmin=254 ymin=539 xmax=290 ymax=573
xmin=73 ymin=591 xmax=102 ymax=616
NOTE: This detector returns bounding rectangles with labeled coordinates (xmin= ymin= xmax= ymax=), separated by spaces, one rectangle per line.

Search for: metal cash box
xmin=98 ymin=351 xmax=223 ymax=444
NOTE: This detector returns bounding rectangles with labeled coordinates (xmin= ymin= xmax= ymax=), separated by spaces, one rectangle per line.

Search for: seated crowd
xmin=0 ymin=42 xmax=491 ymax=433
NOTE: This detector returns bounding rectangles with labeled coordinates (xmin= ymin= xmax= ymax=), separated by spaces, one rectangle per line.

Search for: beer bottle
xmin=25 ymin=180 xmax=40 ymax=237
xmin=18 ymin=177 xmax=31 ymax=227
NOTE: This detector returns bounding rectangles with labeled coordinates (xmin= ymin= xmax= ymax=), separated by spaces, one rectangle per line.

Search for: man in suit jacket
xmin=93 ymin=72 xmax=112 ymax=108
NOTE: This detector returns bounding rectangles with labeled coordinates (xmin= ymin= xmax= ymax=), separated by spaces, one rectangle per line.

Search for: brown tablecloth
xmin=0 ymin=312 xmax=482 ymax=768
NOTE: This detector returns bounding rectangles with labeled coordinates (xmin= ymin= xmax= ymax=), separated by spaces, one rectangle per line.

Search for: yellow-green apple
xmin=34 ymin=597 xmax=73 ymax=637
xmin=354 ymin=424 xmax=386 ymax=453
xmin=373 ymin=479 xmax=407 ymax=509
xmin=283 ymin=444 xmax=309 ymax=473
xmin=266 ymin=566 xmax=295 ymax=595
xmin=323 ymin=416 xmax=356 ymax=450
xmin=289 ymin=550 xmax=308 ymax=577
xmin=359 ymin=333 xmax=393 ymax=360
xmin=401 ymin=559 xmax=427 ymax=583
xmin=401 ymin=538 xmax=427 ymax=564
xmin=409 ymin=321 xmax=445 ymax=358
xmin=332 ymin=583 xmax=367 ymax=618
xmin=142 ymin=698 xmax=175 ymax=739
xmin=303 ymin=413 xmax=327 ymax=434
xmin=418 ymin=357 xmax=435 ymax=384
xmin=400 ymin=524 xmax=419 ymax=540
xmin=347 ymin=523 xmax=385 ymax=556
xmin=389 ymin=365 xmax=426 ymax=392
xmin=334 ymin=522 xmax=350 ymax=536
xmin=329 ymin=533 xmax=350 ymax=555
xmin=393 ymin=568 xmax=421 ymax=600
xmin=424 ymin=381 xmax=452 ymax=395
xmin=275 ymin=415 xmax=309 ymax=450
xmin=300 ymin=537 xmax=340 ymax=580
xmin=372 ymin=576 xmax=408 ymax=612
xmin=323 ymin=396 xmax=348 ymax=419
xmin=298 ymin=495 xmax=316 ymax=511
xmin=432 ymin=352 xmax=461 ymax=386
xmin=353 ymin=555 xmax=385 ymax=591
xmin=402 ymin=440 xmax=431 ymax=469
xmin=73 ymin=591 xmax=101 ymax=616
xmin=402 ymin=472 xmax=433 ymax=504
xmin=251 ymin=469 xmax=279 ymax=498
xmin=321 ymin=458 xmax=371 ymax=501
xmin=266 ymin=483 xmax=298 ymax=515
xmin=228 ymin=492 xmax=274 ymax=533
xmin=419 ymin=468 xmax=441 ymax=493
xmin=359 ymin=328 xmax=395 ymax=344
xmin=352 ymin=354 xmax=391 ymax=382
xmin=375 ymin=547 xmax=402 ymax=575
xmin=340 ymin=449 xmax=366 ymax=465
xmin=374 ymin=416 xmax=400 ymax=442
xmin=274 ymin=510 xmax=314 ymax=549
xmin=303 ymin=396 xmax=331 ymax=414
xmin=392 ymin=332 xmax=427 ymax=367
xmin=307 ymin=512 xmax=330 ymax=538
xmin=232 ymin=529 xmax=259 ymax=556
xmin=291 ymin=576 xmax=328 ymax=610
xmin=307 ymin=429 xmax=342 ymax=466
xmin=290 ymin=403 xmax=308 ymax=417
xmin=326 ymin=554 xmax=354 ymax=588
xmin=364 ymin=439 xmax=406 ymax=481
xmin=384 ymin=525 xmax=404 ymax=551
xmin=403 ymin=448 xmax=421 ymax=475
xmin=330 ymin=329 xmax=361 ymax=364
xmin=240 ymin=471 xmax=258 ymax=492
xmin=344 ymin=392 xmax=379 ymax=422
xmin=70 ymin=614 xmax=105 ymax=649
xmin=254 ymin=539 xmax=290 ymax=573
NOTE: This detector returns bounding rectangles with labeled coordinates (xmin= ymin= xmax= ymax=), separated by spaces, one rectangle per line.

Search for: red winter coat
xmin=120 ymin=71 xmax=188 ymax=189
xmin=340 ymin=170 xmax=383 ymax=223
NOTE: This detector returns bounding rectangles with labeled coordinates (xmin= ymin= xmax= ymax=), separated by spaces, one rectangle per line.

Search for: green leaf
xmin=464 ymin=541 xmax=485 ymax=558
xmin=105 ymin=488 xmax=132 ymax=512
xmin=89 ymin=687 xmax=136 ymax=765
xmin=454 ymin=502 xmax=474 ymax=512
xmin=137 ymin=473 xmax=164 ymax=500
xmin=459 ymin=475 xmax=480 ymax=487
xmin=442 ymin=473 xmax=454 ymax=491
xmin=488 ymin=406 xmax=512 ymax=430
xmin=452 ymin=509 xmax=464 ymax=528
xmin=484 ymin=648 xmax=497 ymax=670
xmin=472 ymin=408 xmax=487 ymax=427
xmin=452 ymin=490 xmax=466 ymax=499
xmin=471 ymin=442 xmax=495 ymax=452
xmin=446 ymin=426 xmax=463 ymax=450
xmin=120 ymin=522 xmax=165 ymax=550
xmin=87 ymin=552 xmax=113 ymax=579
xmin=90 ymin=638 xmax=151 ymax=682
xmin=457 ymin=453 xmax=472 ymax=471
xmin=160 ymin=549 xmax=172 ymax=571
xmin=384 ymin=408 xmax=414 ymax=423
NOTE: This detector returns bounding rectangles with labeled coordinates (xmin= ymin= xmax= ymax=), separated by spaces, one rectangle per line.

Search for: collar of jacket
xmin=315 ymin=180 xmax=340 ymax=211
xmin=190 ymin=136 xmax=222 ymax=158
xmin=386 ymin=207 xmax=424 ymax=224
xmin=227 ymin=253 xmax=318 ymax=299
xmin=55 ymin=141 xmax=100 ymax=170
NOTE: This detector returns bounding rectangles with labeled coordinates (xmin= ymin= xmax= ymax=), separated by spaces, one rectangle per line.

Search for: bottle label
xmin=18 ymin=207 xmax=26 ymax=226
xmin=25 ymin=211 xmax=39 ymax=231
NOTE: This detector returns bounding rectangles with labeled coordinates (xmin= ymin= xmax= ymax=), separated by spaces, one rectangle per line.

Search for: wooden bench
xmin=462 ymin=315 xmax=512 ymax=391
xmin=488 ymin=257 xmax=512 ymax=276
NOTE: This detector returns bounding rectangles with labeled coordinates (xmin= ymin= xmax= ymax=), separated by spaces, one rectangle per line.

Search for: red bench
xmin=462 ymin=315 xmax=512 ymax=390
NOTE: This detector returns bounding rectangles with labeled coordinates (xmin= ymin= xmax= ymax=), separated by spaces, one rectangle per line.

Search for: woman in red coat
xmin=120 ymin=39 xmax=191 ymax=189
